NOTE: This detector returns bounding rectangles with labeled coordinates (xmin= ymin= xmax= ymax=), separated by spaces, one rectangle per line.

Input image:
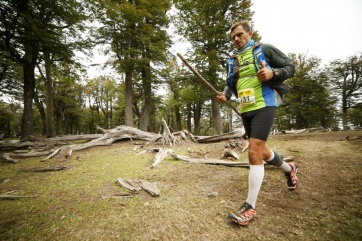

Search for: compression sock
xmin=266 ymin=150 xmax=292 ymax=173
xmin=246 ymin=165 xmax=264 ymax=208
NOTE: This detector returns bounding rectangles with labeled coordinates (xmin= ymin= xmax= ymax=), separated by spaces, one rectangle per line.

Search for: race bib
xmin=238 ymin=88 xmax=256 ymax=107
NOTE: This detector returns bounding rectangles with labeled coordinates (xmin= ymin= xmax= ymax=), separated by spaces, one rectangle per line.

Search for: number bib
xmin=238 ymin=88 xmax=256 ymax=107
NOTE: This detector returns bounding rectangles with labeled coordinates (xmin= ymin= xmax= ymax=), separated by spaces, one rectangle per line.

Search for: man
xmin=216 ymin=20 xmax=298 ymax=226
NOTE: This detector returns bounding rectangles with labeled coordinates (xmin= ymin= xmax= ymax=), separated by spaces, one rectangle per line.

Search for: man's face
xmin=231 ymin=25 xmax=252 ymax=50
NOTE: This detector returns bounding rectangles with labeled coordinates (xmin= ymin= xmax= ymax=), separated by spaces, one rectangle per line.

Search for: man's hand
xmin=216 ymin=92 xmax=227 ymax=103
xmin=256 ymin=61 xmax=274 ymax=82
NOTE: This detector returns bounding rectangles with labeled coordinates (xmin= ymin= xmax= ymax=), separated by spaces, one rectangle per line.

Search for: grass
xmin=1 ymin=131 xmax=362 ymax=240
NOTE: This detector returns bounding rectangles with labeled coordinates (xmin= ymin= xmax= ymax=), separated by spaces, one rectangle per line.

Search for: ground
xmin=0 ymin=130 xmax=361 ymax=240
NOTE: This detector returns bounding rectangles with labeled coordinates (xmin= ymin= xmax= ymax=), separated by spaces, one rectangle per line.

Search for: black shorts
xmin=241 ymin=106 xmax=276 ymax=141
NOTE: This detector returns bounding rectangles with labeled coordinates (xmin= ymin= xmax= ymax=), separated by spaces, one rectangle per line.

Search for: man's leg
xmin=228 ymin=138 xmax=264 ymax=226
xmin=246 ymin=138 xmax=266 ymax=207
xmin=263 ymin=144 xmax=299 ymax=191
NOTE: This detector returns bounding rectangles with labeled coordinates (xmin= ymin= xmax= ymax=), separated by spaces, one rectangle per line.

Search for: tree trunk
xmin=228 ymin=107 xmax=233 ymax=132
xmin=20 ymin=44 xmax=37 ymax=141
xmin=33 ymin=89 xmax=46 ymax=135
xmin=193 ymin=102 xmax=202 ymax=135
xmin=139 ymin=65 xmax=152 ymax=131
xmin=342 ymin=93 xmax=348 ymax=130
xmin=173 ymin=107 xmax=181 ymax=131
xmin=211 ymin=97 xmax=222 ymax=134
xmin=44 ymin=53 xmax=54 ymax=137
xmin=124 ymin=70 xmax=134 ymax=127
xmin=187 ymin=103 xmax=192 ymax=132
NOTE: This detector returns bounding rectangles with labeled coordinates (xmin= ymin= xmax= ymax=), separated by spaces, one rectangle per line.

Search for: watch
xmin=272 ymin=68 xmax=280 ymax=77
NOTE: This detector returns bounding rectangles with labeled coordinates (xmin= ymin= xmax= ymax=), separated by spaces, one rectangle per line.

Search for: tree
xmin=0 ymin=0 xmax=93 ymax=140
xmin=85 ymin=76 xmax=118 ymax=129
xmin=348 ymin=103 xmax=362 ymax=128
xmin=327 ymin=53 xmax=362 ymax=130
xmin=276 ymin=53 xmax=338 ymax=130
xmin=98 ymin=0 xmax=171 ymax=131
xmin=173 ymin=0 xmax=257 ymax=135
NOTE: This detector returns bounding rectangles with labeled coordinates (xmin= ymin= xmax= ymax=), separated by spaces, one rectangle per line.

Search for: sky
xmin=172 ymin=0 xmax=362 ymax=65
xmin=250 ymin=0 xmax=362 ymax=65
xmin=88 ymin=0 xmax=362 ymax=78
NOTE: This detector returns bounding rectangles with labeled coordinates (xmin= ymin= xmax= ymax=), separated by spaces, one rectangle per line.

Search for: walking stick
xmin=176 ymin=52 xmax=241 ymax=116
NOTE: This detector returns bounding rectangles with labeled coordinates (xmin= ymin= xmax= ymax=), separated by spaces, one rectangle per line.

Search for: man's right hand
xmin=216 ymin=92 xmax=227 ymax=103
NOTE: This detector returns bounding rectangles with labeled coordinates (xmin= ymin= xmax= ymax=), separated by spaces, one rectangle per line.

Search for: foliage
xmin=276 ymin=53 xmax=338 ymax=130
xmin=0 ymin=61 xmax=23 ymax=100
xmin=348 ymin=103 xmax=362 ymax=127
xmin=327 ymin=53 xmax=362 ymax=128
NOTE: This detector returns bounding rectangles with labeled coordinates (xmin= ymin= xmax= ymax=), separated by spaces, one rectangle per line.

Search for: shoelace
xmin=238 ymin=209 xmax=255 ymax=221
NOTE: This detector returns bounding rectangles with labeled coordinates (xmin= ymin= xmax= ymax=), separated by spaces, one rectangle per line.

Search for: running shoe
xmin=285 ymin=163 xmax=299 ymax=191
xmin=228 ymin=202 xmax=256 ymax=226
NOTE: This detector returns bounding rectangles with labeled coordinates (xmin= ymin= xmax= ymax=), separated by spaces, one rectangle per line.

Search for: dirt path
xmin=0 ymin=131 xmax=361 ymax=240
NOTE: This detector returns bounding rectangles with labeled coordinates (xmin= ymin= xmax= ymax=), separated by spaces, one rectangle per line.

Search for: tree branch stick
xmin=176 ymin=53 xmax=241 ymax=116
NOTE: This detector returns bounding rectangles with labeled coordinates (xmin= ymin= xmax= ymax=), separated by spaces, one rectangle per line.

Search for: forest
xmin=1 ymin=0 xmax=361 ymax=141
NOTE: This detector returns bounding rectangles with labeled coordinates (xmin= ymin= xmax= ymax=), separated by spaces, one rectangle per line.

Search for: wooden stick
xmin=176 ymin=53 xmax=241 ymax=116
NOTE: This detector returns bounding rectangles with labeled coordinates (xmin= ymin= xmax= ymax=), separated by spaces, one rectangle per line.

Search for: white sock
xmin=246 ymin=165 xmax=264 ymax=209
xmin=280 ymin=161 xmax=292 ymax=172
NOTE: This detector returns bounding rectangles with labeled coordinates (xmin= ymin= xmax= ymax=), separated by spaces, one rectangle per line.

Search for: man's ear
xmin=248 ymin=31 xmax=253 ymax=37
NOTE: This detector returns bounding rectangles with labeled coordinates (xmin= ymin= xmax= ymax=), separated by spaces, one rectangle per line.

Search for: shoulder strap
xmin=252 ymin=42 xmax=271 ymax=71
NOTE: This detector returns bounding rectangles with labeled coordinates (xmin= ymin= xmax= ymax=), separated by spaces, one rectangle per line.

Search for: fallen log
xmin=40 ymin=125 xmax=163 ymax=161
xmin=169 ymin=152 xmax=294 ymax=168
xmin=170 ymin=152 xmax=250 ymax=167
xmin=194 ymin=129 xmax=245 ymax=143
xmin=282 ymin=129 xmax=307 ymax=134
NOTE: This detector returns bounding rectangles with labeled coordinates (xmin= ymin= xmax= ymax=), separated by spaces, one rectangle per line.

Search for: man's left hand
xmin=257 ymin=61 xmax=274 ymax=82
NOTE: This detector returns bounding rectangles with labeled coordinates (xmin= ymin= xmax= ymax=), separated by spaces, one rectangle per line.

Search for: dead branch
xmin=0 ymin=191 xmax=39 ymax=200
xmin=138 ymin=180 xmax=160 ymax=197
xmin=221 ymin=149 xmax=240 ymax=160
xmin=117 ymin=178 xmax=141 ymax=192
xmin=116 ymin=178 xmax=160 ymax=196
xmin=100 ymin=193 xmax=134 ymax=199
xmin=1 ymin=154 xmax=19 ymax=163
xmin=151 ymin=148 xmax=172 ymax=168
xmin=21 ymin=166 xmax=68 ymax=172
xmin=0 ymin=195 xmax=39 ymax=200
xmin=161 ymin=118 xmax=177 ymax=146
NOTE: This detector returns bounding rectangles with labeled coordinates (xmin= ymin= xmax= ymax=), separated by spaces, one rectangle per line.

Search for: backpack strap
xmin=252 ymin=42 xmax=271 ymax=71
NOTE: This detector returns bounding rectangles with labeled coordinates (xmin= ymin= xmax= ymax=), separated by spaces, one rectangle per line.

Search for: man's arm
xmin=263 ymin=43 xmax=295 ymax=82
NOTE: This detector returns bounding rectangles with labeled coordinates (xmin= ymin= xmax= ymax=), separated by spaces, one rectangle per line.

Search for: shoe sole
xmin=228 ymin=212 xmax=256 ymax=226
xmin=288 ymin=164 xmax=299 ymax=191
